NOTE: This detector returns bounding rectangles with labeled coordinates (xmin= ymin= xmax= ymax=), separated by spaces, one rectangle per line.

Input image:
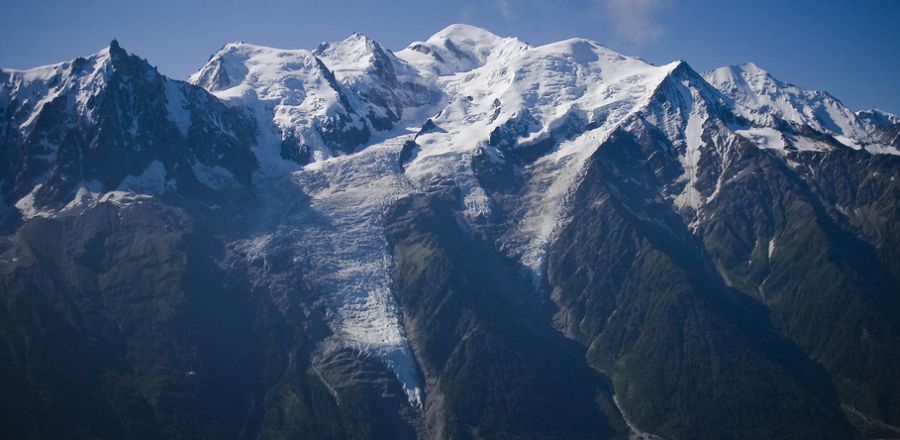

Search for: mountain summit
xmin=2 ymin=25 xmax=899 ymax=440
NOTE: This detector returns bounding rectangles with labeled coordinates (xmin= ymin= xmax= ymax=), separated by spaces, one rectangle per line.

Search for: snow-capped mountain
xmin=188 ymin=34 xmax=437 ymax=172
xmin=2 ymin=24 xmax=900 ymax=440
xmin=396 ymin=23 xmax=529 ymax=76
xmin=857 ymin=108 xmax=900 ymax=127
xmin=702 ymin=62 xmax=886 ymax=148
xmin=857 ymin=108 xmax=900 ymax=146
xmin=0 ymin=40 xmax=256 ymax=219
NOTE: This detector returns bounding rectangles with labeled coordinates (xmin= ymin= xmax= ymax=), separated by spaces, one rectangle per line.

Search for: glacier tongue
xmin=287 ymin=136 xmax=423 ymax=407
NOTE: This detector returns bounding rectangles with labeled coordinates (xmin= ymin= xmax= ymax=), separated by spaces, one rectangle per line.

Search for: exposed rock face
xmin=0 ymin=41 xmax=257 ymax=223
xmin=2 ymin=25 xmax=900 ymax=440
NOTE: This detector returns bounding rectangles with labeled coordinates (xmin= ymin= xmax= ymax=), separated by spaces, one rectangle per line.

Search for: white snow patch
xmin=62 ymin=182 xmax=103 ymax=211
xmin=193 ymin=163 xmax=236 ymax=189
xmin=14 ymin=184 xmax=50 ymax=218
xmin=789 ymin=135 xmax=832 ymax=152
xmin=735 ymin=127 xmax=786 ymax=151
xmin=675 ymin=104 xmax=706 ymax=210
xmin=863 ymin=143 xmax=900 ymax=155
xmin=117 ymin=160 xmax=173 ymax=194
xmin=833 ymin=135 xmax=862 ymax=150
xmin=15 ymin=179 xmax=155 ymax=219
xmin=165 ymin=81 xmax=192 ymax=137
xmin=61 ymin=185 xmax=153 ymax=213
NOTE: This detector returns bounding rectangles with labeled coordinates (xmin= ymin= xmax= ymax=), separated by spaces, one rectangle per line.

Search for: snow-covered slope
xmin=396 ymin=23 xmax=529 ymax=76
xmin=313 ymin=32 xmax=436 ymax=129
xmin=402 ymin=34 xmax=689 ymax=280
xmin=2 ymin=40 xmax=230 ymax=150
xmin=702 ymin=63 xmax=882 ymax=147
xmin=857 ymin=108 xmax=900 ymax=147
xmin=1 ymin=47 xmax=114 ymax=137
xmin=188 ymin=42 xmax=368 ymax=171
xmin=189 ymin=35 xmax=438 ymax=174
xmin=857 ymin=108 xmax=900 ymax=127
xmin=1 ymin=40 xmax=256 ymax=217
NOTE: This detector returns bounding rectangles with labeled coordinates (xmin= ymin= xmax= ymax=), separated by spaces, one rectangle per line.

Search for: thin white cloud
xmin=602 ymin=0 xmax=669 ymax=44
xmin=458 ymin=5 xmax=476 ymax=24
xmin=496 ymin=0 xmax=514 ymax=20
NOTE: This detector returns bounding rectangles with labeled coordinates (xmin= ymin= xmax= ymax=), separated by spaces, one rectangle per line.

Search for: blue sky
xmin=2 ymin=0 xmax=898 ymax=113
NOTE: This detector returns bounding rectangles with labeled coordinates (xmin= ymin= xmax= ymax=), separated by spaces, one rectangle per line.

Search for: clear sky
xmin=2 ymin=0 xmax=898 ymax=113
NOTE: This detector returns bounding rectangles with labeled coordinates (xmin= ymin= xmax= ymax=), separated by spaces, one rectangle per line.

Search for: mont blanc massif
xmin=1 ymin=24 xmax=899 ymax=440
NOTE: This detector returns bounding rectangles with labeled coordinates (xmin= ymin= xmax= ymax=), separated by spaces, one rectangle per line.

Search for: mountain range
xmin=1 ymin=24 xmax=899 ymax=439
